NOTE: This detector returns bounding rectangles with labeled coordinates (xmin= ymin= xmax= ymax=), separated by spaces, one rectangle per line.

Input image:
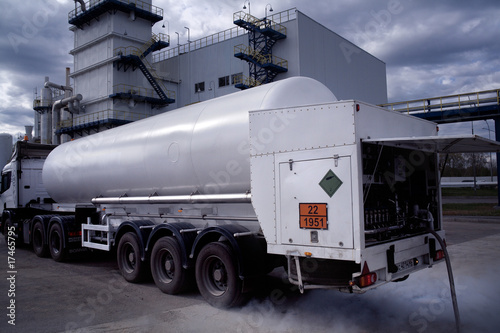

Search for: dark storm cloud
xmin=0 ymin=0 xmax=72 ymax=76
xmin=1 ymin=0 xmax=499 ymax=138
xmin=0 ymin=0 xmax=73 ymax=135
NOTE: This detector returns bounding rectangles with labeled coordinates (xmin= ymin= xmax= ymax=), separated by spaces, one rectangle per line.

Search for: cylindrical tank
xmin=0 ymin=133 xmax=13 ymax=169
xmin=43 ymin=77 xmax=337 ymax=203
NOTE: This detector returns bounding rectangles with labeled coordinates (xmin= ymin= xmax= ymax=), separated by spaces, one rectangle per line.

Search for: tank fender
xmin=190 ymin=224 xmax=267 ymax=279
xmin=31 ymin=215 xmax=56 ymax=245
xmin=114 ymin=220 xmax=155 ymax=262
xmin=48 ymin=216 xmax=78 ymax=249
xmin=145 ymin=222 xmax=197 ymax=269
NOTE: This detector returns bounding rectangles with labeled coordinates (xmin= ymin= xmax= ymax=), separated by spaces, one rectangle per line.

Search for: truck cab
xmin=0 ymin=141 xmax=55 ymax=234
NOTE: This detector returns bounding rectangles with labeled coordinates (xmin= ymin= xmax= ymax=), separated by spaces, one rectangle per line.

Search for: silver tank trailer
xmin=42 ymin=77 xmax=337 ymax=203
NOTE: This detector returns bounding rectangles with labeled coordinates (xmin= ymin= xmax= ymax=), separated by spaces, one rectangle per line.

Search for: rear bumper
xmin=284 ymin=231 xmax=446 ymax=292
xmin=351 ymin=230 xmax=446 ymax=292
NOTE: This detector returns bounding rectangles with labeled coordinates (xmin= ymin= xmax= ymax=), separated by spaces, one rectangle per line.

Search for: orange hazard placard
xmin=299 ymin=203 xmax=328 ymax=229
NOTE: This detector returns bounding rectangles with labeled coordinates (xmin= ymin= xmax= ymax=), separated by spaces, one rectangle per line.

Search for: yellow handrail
xmin=233 ymin=11 xmax=261 ymax=27
xmin=233 ymin=75 xmax=262 ymax=88
xmin=58 ymin=108 xmax=152 ymax=129
xmin=234 ymin=44 xmax=288 ymax=69
xmin=112 ymin=84 xmax=158 ymax=98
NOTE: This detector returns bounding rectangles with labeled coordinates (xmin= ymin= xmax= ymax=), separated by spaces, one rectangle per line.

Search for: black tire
xmin=3 ymin=218 xmax=13 ymax=242
xmin=117 ymin=232 xmax=147 ymax=283
xmin=151 ymin=236 xmax=192 ymax=294
xmin=32 ymin=222 xmax=49 ymax=258
xmin=49 ymin=223 xmax=67 ymax=262
xmin=195 ymin=242 xmax=245 ymax=308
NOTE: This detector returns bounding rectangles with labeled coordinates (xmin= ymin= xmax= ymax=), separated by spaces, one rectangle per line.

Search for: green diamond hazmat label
xmin=319 ymin=169 xmax=343 ymax=197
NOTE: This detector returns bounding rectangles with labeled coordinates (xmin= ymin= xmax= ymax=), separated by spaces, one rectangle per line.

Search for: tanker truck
xmin=2 ymin=77 xmax=497 ymax=308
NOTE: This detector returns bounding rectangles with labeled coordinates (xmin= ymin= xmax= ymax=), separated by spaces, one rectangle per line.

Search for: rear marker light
xmin=351 ymin=262 xmax=377 ymax=288
xmin=358 ymin=273 xmax=377 ymax=288
xmin=434 ymin=249 xmax=445 ymax=261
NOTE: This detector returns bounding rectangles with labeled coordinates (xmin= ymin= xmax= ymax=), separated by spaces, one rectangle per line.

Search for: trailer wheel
xmin=151 ymin=236 xmax=191 ymax=294
xmin=117 ymin=232 xmax=147 ymax=283
xmin=33 ymin=221 xmax=49 ymax=258
xmin=49 ymin=223 xmax=67 ymax=262
xmin=195 ymin=242 xmax=244 ymax=308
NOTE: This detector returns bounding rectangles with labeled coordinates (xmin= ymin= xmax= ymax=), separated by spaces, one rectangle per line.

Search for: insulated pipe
xmin=44 ymin=81 xmax=73 ymax=93
xmin=67 ymin=100 xmax=80 ymax=115
xmin=51 ymin=94 xmax=83 ymax=145
xmin=40 ymin=110 xmax=52 ymax=144
xmin=75 ymin=0 xmax=86 ymax=12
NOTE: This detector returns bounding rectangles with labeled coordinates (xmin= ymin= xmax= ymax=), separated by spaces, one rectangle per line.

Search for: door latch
xmin=334 ymin=154 xmax=339 ymax=167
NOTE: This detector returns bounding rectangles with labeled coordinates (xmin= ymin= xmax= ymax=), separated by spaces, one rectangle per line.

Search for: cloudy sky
xmin=0 ymin=0 xmax=499 ymax=139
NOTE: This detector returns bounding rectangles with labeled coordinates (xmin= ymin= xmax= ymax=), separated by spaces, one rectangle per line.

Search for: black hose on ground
xmin=428 ymin=229 xmax=461 ymax=333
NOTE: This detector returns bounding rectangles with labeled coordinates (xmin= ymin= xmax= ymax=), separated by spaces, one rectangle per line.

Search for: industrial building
xmin=32 ymin=0 xmax=387 ymax=144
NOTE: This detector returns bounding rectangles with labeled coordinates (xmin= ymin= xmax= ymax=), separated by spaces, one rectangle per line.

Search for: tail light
xmin=351 ymin=262 xmax=377 ymax=288
xmin=434 ymin=249 xmax=445 ymax=261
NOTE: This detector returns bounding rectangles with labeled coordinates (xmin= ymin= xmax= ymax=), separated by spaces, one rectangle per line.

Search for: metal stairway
xmin=233 ymin=11 xmax=287 ymax=89
xmin=112 ymin=36 xmax=175 ymax=106
xmin=137 ymin=33 xmax=170 ymax=59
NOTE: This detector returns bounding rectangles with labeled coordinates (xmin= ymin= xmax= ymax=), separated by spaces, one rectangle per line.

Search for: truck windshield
xmin=1 ymin=172 xmax=11 ymax=194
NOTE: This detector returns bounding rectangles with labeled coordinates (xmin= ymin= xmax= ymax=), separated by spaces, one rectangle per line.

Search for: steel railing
xmin=153 ymin=8 xmax=297 ymax=63
xmin=379 ymin=89 xmax=500 ymax=114
xmin=153 ymin=26 xmax=248 ymax=62
xmin=234 ymin=44 xmax=288 ymax=69
xmin=114 ymin=46 xmax=176 ymax=101
xmin=69 ymin=0 xmax=163 ymax=21
xmin=233 ymin=75 xmax=262 ymax=88
xmin=58 ymin=109 xmax=153 ymax=129
xmin=112 ymin=84 xmax=160 ymax=99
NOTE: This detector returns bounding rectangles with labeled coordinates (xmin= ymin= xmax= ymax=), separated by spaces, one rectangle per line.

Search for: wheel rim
xmin=51 ymin=229 xmax=61 ymax=255
xmin=203 ymin=255 xmax=227 ymax=296
xmin=122 ymin=242 xmax=136 ymax=273
xmin=158 ymin=249 xmax=175 ymax=283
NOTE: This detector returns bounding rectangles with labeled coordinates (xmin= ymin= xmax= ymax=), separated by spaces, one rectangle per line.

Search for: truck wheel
xmin=117 ymin=232 xmax=147 ymax=283
xmin=151 ymin=236 xmax=191 ymax=294
xmin=3 ymin=217 xmax=13 ymax=241
xmin=49 ymin=223 xmax=67 ymax=262
xmin=33 ymin=222 xmax=49 ymax=258
xmin=195 ymin=242 xmax=244 ymax=308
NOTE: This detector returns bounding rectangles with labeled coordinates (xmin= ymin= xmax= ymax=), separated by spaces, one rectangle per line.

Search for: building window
xmin=195 ymin=82 xmax=205 ymax=93
xmin=218 ymin=75 xmax=230 ymax=88
xmin=231 ymin=72 xmax=243 ymax=85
